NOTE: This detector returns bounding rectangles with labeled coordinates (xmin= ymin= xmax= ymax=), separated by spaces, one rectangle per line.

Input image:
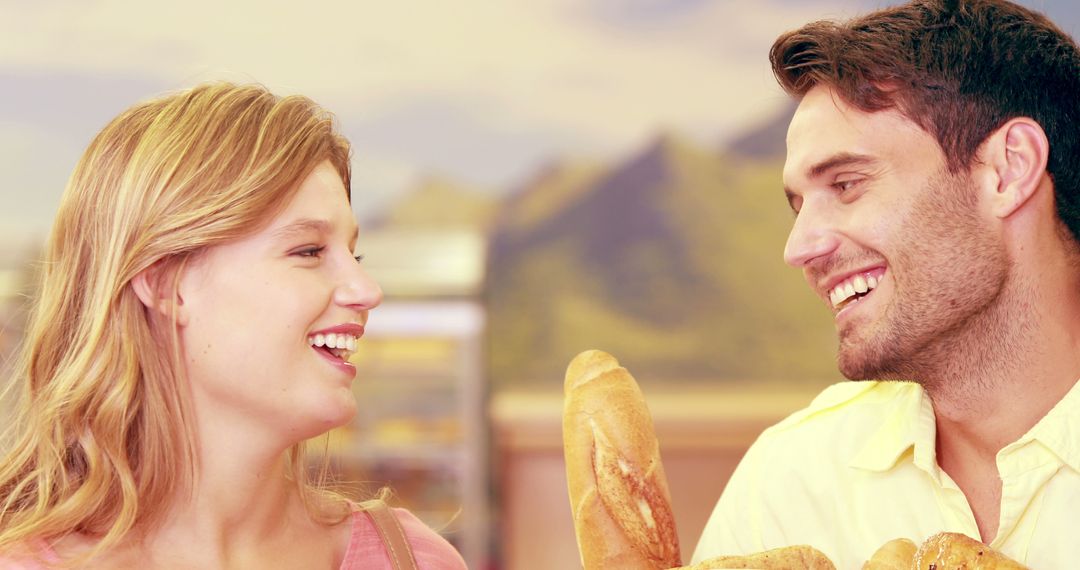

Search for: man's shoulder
xmin=752 ymin=380 xmax=923 ymax=461
xmin=769 ymin=380 xmax=921 ymax=431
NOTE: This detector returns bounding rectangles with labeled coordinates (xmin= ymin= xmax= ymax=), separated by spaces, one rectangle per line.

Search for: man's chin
xmin=836 ymin=344 xmax=903 ymax=381
xmin=838 ymin=365 xmax=877 ymax=381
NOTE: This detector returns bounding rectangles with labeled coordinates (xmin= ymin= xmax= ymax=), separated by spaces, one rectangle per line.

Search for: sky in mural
xmin=2 ymin=0 xmax=1079 ymax=235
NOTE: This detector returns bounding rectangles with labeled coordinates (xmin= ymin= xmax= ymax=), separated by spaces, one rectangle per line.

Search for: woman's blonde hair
xmin=0 ymin=82 xmax=354 ymax=554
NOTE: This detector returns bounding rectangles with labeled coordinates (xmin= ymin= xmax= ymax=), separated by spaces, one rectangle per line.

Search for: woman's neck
xmin=123 ymin=406 xmax=338 ymax=568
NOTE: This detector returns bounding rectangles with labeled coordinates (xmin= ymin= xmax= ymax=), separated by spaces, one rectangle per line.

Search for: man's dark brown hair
xmin=770 ymin=0 xmax=1080 ymax=245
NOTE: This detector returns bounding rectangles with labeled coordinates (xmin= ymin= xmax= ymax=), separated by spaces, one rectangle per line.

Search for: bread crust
xmin=863 ymin=538 xmax=917 ymax=570
xmin=562 ymin=350 xmax=681 ymax=569
xmin=913 ymin=532 xmax=1027 ymax=569
xmin=683 ymin=545 xmax=836 ymax=569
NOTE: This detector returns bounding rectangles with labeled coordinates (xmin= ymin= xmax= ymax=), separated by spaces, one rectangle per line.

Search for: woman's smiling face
xmin=176 ymin=160 xmax=382 ymax=441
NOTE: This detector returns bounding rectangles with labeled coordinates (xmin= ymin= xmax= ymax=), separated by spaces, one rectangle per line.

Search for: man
xmin=693 ymin=1 xmax=1080 ymax=568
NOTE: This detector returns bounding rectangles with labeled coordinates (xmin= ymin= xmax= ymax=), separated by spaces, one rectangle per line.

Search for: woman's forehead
xmin=268 ymin=162 xmax=356 ymax=236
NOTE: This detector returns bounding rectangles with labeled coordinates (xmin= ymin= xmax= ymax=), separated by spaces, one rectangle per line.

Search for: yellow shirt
xmin=692 ymin=379 xmax=1080 ymax=569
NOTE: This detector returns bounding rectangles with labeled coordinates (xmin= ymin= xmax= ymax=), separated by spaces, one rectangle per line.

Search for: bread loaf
xmin=863 ymin=538 xmax=917 ymax=569
xmin=913 ymin=532 xmax=1027 ymax=569
xmin=562 ymin=350 xmax=681 ymax=570
xmin=564 ymin=351 xmax=1028 ymax=570
xmin=682 ymin=545 xmax=836 ymax=569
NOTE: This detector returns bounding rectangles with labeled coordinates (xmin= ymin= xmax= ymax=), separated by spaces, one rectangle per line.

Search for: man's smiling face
xmin=781 ymin=85 xmax=1008 ymax=381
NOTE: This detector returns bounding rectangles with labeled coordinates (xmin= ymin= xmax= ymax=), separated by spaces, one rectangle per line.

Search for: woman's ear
xmin=983 ymin=117 xmax=1050 ymax=219
xmin=132 ymin=261 xmax=188 ymax=326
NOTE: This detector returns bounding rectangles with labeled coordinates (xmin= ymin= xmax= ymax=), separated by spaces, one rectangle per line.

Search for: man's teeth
xmin=308 ymin=333 xmax=359 ymax=360
xmin=829 ymin=273 xmax=881 ymax=309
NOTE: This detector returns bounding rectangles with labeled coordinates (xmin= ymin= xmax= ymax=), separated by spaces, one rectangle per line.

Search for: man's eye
xmin=834 ymin=178 xmax=862 ymax=193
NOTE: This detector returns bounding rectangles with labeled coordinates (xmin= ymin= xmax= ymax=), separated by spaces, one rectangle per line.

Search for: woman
xmin=0 ymin=83 xmax=467 ymax=569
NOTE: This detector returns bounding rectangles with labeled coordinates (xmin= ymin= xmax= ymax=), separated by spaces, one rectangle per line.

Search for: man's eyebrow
xmin=272 ymin=218 xmax=360 ymax=242
xmin=782 ymin=152 xmax=878 ymax=206
xmin=807 ymin=152 xmax=878 ymax=179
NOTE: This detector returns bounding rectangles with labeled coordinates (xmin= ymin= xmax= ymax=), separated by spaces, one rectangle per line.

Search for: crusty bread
xmin=680 ymin=545 xmax=836 ymax=569
xmin=863 ymin=538 xmax=917 ymax=569
xmin=562 ymin=350 xmax=681 ymax=570
xmin=913 ymin=532 xmax=1027 ymax=569
xmin=561 ymin=351 xmax=1031 ymax=570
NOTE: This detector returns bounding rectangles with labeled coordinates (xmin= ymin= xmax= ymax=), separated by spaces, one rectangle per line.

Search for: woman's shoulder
xmin=385 ymin=508 xmax=467 ymax=570
xmin=0 ymin=558 xmax=46 ymax=570
xmin=0 ymin=541 xmax=57 ymax=570
xmin=342 ymin=505 xmax=467 ymax=570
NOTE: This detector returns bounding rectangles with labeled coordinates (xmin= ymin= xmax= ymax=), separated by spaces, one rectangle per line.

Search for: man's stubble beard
xmin=836 ymin=169 xmax=1026 ymax=400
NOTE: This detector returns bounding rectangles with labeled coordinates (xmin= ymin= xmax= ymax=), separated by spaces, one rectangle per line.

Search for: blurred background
xmin=2 ymin=1 xmax=1078 ymax=568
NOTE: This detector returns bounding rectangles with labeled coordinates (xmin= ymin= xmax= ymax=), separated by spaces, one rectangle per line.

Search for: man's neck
xmin=924 ymin=266 xmax=1080 ymax=454
xmin=921 ymin=263 xmax=1080 ymax=543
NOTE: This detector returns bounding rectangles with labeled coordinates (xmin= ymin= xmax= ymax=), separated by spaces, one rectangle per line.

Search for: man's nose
xmin=783 ymin=200 xmax=840 ymax=268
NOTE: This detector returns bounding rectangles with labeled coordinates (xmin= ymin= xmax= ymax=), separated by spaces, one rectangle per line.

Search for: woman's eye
xmin=353 ymin=254 xmax=365 ymax=263
xmin=295 ymin=246 xmax=326 ymax=258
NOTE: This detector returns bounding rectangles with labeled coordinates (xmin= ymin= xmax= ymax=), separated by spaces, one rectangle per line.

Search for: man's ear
xmin=132 ymin=261 xmax=188 ymax=326
xmin=982 ymin=117 xmax=1050 ymax=219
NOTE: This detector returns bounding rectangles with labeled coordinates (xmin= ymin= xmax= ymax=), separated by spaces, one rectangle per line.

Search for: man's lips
xmin=819 ymin=267 xmax=888 ymax=312
xmin=818 ymin=265 xmax=887 ymax=295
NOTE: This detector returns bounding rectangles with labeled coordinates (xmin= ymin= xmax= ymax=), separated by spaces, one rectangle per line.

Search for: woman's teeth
xmin=308 ymin=333 xmax=358 ymax=360
xmin=829 ymin=273 xmax=881 ymax=309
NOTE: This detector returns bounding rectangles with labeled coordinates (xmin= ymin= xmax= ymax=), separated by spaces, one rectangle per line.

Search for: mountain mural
xmin=725 ymin=101 xmax=796 ymax=160
xmin=370 ymin=175 xmax=500 ymax=232
xmin=485 ymin=111 xmax=841 ymax=388
xmin=373 ymin=105 xmax=843 ymax=388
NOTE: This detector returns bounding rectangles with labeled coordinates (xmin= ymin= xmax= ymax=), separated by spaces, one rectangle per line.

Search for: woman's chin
xmin=288 ymin=396 xmax=358 ymax=442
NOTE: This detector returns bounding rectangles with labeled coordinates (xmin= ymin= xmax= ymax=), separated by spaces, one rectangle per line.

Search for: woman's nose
xmin=334 ymin=262 xmax=383 ymax=312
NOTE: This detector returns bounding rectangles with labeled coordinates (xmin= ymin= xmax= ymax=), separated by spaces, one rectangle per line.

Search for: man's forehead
xmin=783 ymin=86 xmax=925 ymax=182
xmin=787 ymin=88 xmax=864 ymax=156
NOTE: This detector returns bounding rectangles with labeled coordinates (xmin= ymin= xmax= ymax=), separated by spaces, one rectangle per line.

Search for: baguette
xmin=562 ymin=350 xmax=681 ymax=569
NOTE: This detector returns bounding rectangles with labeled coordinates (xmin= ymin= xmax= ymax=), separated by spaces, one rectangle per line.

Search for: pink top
xmin=0 ymin=508 xmax=467 ymax=570
xmin=341 ymin=507 xmax=467 ymax=570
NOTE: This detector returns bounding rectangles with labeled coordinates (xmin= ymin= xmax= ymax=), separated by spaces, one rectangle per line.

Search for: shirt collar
xmin=849 ymin=382 xmax=936 ymax=473
xmin=1016 ymin=377 xmax=1080 ymax=473
xmin=849 ymin=378 xmax=1080 ymax=475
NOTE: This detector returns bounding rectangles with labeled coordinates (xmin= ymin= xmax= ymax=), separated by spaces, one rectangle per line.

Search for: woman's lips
xmin=313 ymin=344 xmax=357 ymax=377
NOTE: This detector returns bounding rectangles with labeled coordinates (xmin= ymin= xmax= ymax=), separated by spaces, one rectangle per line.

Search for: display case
xmin=317 ymin=229 xmax=490 ymax=569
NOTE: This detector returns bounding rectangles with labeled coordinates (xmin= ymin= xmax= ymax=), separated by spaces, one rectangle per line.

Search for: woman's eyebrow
xmin=273 ymin=218 xmax=360 ymax=246
xmin=272 ymin=218 xmax=331 ymax=240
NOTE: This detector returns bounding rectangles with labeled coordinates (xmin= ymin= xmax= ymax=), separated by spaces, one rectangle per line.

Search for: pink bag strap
xmin=359 ymin=499 xmax=419 ymax=570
